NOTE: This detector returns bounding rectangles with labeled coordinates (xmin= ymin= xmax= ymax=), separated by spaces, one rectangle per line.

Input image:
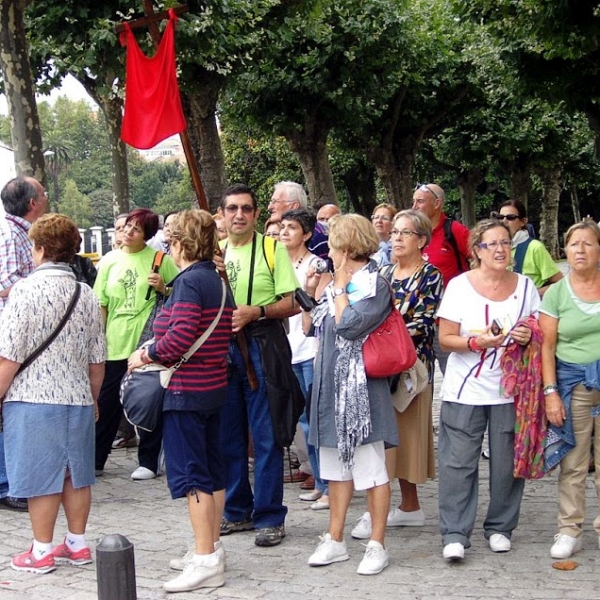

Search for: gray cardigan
xmin=308 ymin=263 xmax=399 ymax=449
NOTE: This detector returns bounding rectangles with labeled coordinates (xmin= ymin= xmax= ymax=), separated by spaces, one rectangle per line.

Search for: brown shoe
xmin=283 ymin=470 xmax=309 ymax=484
xmin=300 ymin=475 xmax=316 ymax=490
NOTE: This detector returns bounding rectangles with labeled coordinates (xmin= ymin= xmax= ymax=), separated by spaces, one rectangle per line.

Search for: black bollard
xmin=96 ymin=534 xmax=137 ymax=600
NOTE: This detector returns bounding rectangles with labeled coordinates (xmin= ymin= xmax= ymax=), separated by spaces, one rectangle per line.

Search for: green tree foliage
xmin=58 ymin=179 xmax=94 ymax=229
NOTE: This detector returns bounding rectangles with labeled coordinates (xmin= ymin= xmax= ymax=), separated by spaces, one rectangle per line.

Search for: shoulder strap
xmin=513 ymin=237 xmax=533 ymax=274
xmin=17 ymin=283 xmax=81 ymax=375
xmin=146 ymin=251 xmax=166 ymax=301
xmin=444 ymin=218 xmax=465 ymax=273
xmin=173 ymin=279 xmax=227 ymax=370
xmin=262 ymin=234 xmax=276 ymax=274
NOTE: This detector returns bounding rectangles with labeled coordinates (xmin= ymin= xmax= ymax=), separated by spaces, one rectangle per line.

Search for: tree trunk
xmin=0 ymin=0 xmax=46 ymax=185
xmin=78 ymin=75 xmax=130 ymax=216
xmin=342 ymin=161 xmax=377 ymax=217
xmin=286 ymin=116 xmax=337 ymax=208
xmin=181 ymin=73 xmax=227 ymax=213
xmin=370 ymin=147 xmax=403 ymax=209
xmin=457 ymin=169 xmax=483 ymax=228
xmin=538 ymin=169 xmax=562 ymax=259
xmin=570 ymin=186 xmax=581 ymax=223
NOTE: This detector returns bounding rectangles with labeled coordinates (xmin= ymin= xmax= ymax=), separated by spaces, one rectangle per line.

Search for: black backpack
xmin=443 ymin=218 xmax=468 ymax=273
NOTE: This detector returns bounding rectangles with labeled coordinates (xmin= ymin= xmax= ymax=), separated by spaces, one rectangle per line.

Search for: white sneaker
xmin=163 ymin=552 xmax=224 ymax=592
xmin=308 ymin=533 xmax=349 ymax=566
xmin=489 ymin=533 xmax=511 ymax=553
xmin=443 ymin=542 xmax=465 ymax=560
xmin=356 ymin=540 xmax=389 ymax=575
xmin=169 ymin=542 xmax=226 ymax=573
xmin=550 ymin=533 xmax=582 ymax=559
xmin=131 ymin=466 xmax=157 ymax=480
xmin=387 ymin=508 xmax=425 ymax=527
xmin=351 ymin=512 xmax=372 ymax=539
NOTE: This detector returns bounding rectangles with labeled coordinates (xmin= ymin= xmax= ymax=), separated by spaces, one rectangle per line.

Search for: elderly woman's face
xmin=475 ymin=226 xmax=512 ymax=271
xmin=566 ymin=228 xmax=600 ymax=272
xmin=391 ymin=216 xmax=424 ymax=262
xmin=371 ymin=207 xmax=393 ymax=240
xmin=121 ymin=220 xmax=146 ymax=251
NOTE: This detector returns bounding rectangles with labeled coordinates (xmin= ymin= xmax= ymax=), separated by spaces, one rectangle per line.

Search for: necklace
xmin=294 ymin=250 xmax=309 ymax=269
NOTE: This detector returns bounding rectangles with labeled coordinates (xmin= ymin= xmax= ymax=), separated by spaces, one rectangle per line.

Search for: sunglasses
xmin=224 ymin=204 xmax=255 ymax=214
xmin=490 ymin=211 xmax=520 ymax=221
xmin=414 ymin=183 xmax=440 ymax=200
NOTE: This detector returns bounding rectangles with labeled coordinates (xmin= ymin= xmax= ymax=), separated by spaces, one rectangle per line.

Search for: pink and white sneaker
xmin=52 ymin=541 xmax=93 ymax=566
xmin=11 ymin=547 xmax=56 ymax=574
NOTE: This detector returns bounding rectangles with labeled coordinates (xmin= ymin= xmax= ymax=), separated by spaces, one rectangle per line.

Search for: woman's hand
xmin=474 ymin=327 xmax=504 ymax=350
xmin=147 ymin=273 xmax=166 ymax=294
xmin=511 ymin=325 xmax=532 ymax=346
xmin=545 ymin=392 xmax=566 ymax=427
xmin=333 ymin=254 xmax=352 ymax=289
xmin=127 ymin=349 xmax=146 ymax=373
xmin=304 ymin=263 xmax=322 ymax=297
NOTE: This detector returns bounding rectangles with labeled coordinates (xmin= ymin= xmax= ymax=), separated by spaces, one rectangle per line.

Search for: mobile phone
xmin=490 ymin=319 xmax=503 ymax=336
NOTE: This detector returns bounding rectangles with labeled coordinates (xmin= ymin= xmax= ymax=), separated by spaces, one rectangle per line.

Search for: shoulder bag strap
xmin=17 ymin=283 xmax=81 ymax=375
xmin=172 ymin=279 xmax=227 ymax=370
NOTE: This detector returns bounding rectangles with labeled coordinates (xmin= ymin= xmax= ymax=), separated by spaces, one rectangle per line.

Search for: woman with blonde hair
xmin=128 ymin=210 xmax=234 ymax=592
xmin=540 ymin=220 xmax=600 ymax=559
xmin=0 ymin=214 xmax=106 ymax=573
xmin=303 ymin=213 xmax=398 ymax=576
xmin=437 ymin=218 xmax=540 ymax=561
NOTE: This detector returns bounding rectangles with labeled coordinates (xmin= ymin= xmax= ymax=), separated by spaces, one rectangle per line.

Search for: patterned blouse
xmin=381 ymin=261 xmax=443 ymax=381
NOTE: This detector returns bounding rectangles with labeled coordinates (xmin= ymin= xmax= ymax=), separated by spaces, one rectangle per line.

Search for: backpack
xmin=443 ymin=218 xmax=467 ymax=273
xmin=262 ymin=234 xmax=276 ymax=274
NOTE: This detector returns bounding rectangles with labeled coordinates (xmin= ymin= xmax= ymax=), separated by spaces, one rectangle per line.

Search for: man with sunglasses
xmin=493 ymin=199 xmax=562 ymax=296
xmin=412 ymin=183 xmax=470 ymax=374
xmin=218 ymin=184 xmax=302 ymax=548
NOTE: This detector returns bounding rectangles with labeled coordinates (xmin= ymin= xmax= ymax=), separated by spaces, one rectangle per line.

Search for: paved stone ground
xmin=3 ymin=262 xmax=600 ymax=599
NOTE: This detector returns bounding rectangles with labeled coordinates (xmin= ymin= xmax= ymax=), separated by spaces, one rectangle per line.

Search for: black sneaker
xmin=0 ymin=496 xmax=28 ymax=511
xmin=255 ymin=524 xmax=286 ymax=547
xmin=220 ymin=517 xmax=253 ymax=536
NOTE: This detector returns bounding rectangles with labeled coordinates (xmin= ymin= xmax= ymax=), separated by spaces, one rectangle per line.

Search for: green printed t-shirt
xmin=220 ymin=232 xmax=299 ymax=307
xmin=540 ymin=276 xmax=600 ymax=364
xmin=94 ymin=246 xmax=179 ymax=360
xmin=512 ymin=239 xmax=560 ymax=288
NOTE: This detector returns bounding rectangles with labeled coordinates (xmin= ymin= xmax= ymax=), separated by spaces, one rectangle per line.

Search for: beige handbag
xmin=391 ymin=358 xmax=429 ymax=413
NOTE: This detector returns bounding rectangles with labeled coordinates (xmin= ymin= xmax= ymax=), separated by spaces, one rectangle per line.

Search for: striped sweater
xmin=148 ymin=261 xmax=233 ymax=412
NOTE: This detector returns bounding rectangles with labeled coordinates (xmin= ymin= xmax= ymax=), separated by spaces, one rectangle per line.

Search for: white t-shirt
xmin=287 ymin=253 xmax=318 ymax=364
xmin=437 ymin=272 xmax=540 ymax=405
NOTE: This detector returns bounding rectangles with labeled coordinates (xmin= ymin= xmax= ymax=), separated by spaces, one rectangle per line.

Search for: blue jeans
xmin=292 ymin=360 xmax=328 ymax=495
xmin=0 ymin=433 xmax=8 ymax=498
xmin=221 ymin=337 xmax=287 ymax=528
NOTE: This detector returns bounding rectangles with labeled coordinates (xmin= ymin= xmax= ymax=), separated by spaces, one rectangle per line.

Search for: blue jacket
xmin=545 ymin=358 xmax=600 ymax=471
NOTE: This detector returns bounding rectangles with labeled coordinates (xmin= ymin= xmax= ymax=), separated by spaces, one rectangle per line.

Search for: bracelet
xmin=258 ymin=306 xmax=267 ymax=321
xmin=543 ymin=384 xmax=559 ymax=396
xmin=467 ymin=336 xmax=482 ymax=353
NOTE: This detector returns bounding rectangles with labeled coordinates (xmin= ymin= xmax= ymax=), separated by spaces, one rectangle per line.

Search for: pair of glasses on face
xmin=224 ymin=205 xmax=255 ymax=214
xmin=391 ymin=229 xmax=420 ymax=238
xmin=490 ymin=211 xmax=520 ymax=222
xmin=371 ymin=214 xmax=392 ymax=222
xmin=414 ymin=183 xmax=440 ymax=200
xmin=478 ymin=240 xmax=511 ymax=250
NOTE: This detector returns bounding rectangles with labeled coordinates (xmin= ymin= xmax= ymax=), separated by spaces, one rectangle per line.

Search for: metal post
xmin=96 ymin=534 xmax=137 ymax=600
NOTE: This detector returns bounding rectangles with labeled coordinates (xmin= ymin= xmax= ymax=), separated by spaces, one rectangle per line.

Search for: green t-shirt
xmin=94 ymin=246 xmax=179 ymax=360
xmin=540 ymin=276 xmax=600 ymax=364
xmin=512 ymin=239 xmax=560 ymax=288
xmin=220 ymin=232 xmax=299 ymax=307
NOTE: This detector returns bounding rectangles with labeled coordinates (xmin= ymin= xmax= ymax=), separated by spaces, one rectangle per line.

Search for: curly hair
xmin=328 ymin=213 xmax=379 ymax=260
xmin=29 ymin=213 xmax=81 ymax=263
xmin=169 ymin=209 xmax=218 ymax=262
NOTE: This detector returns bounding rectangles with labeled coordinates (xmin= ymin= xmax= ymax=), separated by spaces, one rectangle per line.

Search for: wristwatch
xmin=332 ymin=287 xmax=346 ymax=297
xmin=258 ymin=306 xmax=267 ymax=320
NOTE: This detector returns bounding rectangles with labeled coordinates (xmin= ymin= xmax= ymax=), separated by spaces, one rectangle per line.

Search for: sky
xmin=0 ymin=74 xmax=96 ymax=115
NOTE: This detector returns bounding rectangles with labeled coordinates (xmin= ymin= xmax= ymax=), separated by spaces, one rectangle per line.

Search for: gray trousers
xmin=438 ymin=402 xmax=525 ymax=548
xmin=433 ymin=327 xmax=449 ymax=376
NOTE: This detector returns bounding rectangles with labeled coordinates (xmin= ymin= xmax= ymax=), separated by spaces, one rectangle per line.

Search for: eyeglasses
xmin=478 ymin=240 xmax=511 ymax=250
xmin=224 ymin=204 xmax=255 ymax=214
xmin=491 ymin=211 xmax=519 ymax=221
xmin=269 ymin=198 xmax=294 ymax=205
xmin=371 ymin=214 xmax=392 ymax=222
xmin=391 ymin=229 xmax=420 ymax=238
xmin=414 ymin=183 xmax=440 ymax=200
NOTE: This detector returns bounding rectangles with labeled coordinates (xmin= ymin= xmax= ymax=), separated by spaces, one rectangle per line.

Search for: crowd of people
xmin=0 ymin=175 xmax=598 ymax=592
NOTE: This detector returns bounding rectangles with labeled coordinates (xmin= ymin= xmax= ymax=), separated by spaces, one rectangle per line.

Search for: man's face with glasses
xmin=220 ymin=193 xmax=259 ymax=240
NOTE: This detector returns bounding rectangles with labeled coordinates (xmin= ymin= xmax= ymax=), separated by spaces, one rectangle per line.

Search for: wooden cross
xmin=115 ymin=2 xmax=209 ymax=212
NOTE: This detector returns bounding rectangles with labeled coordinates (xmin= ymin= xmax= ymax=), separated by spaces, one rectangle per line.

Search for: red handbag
xmin=363 ymin=298 xmax=417 ymax=378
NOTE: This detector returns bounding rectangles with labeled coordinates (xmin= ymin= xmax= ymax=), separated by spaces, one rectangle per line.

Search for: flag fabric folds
xmin=120 ymin=9 xmax=186 ymax=149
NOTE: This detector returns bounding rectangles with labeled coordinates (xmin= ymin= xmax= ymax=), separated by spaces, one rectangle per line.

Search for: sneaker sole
xmin=11 ymin=562 xmax=56 ymax=574
xmin=351 ymin=530 xmax=371 ymax=540
xmin=308 ymin=553 xmax=350 ymax=566
xmin=54 ymin=556 xmax=93 ymax=566
xmin=254 ymin=534 xmax=286 ymax=547
xmin=387 ymin=520 xmax=425 ymax=527
xmin=550 ymin=542 xmax=582 ymax=559
xmin=163 ymin=572 xmax=225 ymax=592
xmin=220 ymin=523 xmax=253 ymax=536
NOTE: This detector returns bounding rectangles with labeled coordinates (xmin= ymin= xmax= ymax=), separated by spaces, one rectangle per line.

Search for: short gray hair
xmin=274 ymin=181 xmax=308 ymax=208
xmin=393 ymin=209 xmax=432 ymax=247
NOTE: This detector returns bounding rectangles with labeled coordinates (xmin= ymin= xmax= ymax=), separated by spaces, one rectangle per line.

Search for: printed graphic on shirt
xmin=225 ymin=259 xmax=241 ymax=295
xmin=119 ymin=268 xmax=138 ymax=310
